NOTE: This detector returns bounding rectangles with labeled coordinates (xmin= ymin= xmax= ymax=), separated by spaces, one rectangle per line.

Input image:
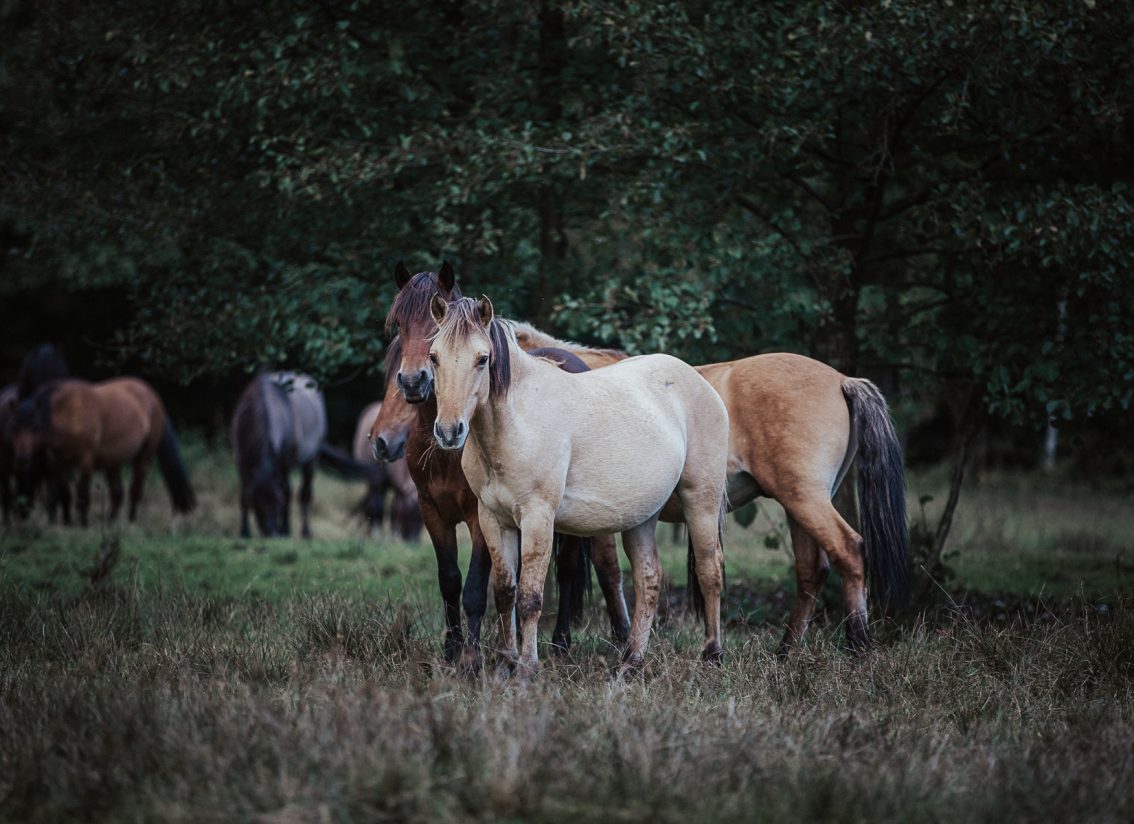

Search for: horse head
xmin=429 ymin=295 xmax=510 ymax=451
xmin=386 ymin=261 xmax=460 ymax=404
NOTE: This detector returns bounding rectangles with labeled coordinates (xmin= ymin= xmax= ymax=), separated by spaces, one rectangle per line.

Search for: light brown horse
xmin=368 ymin=264 xmax=631 ymax=668
xmin=512 ymin=325 xmax=909 ymax=652
xmin=352 ymin=400 xmax=422 ymax=541
xmin=11 ymin=378 xmax=195 ymax=525
xmin=429 ymin=296 xmax=729 ymax=677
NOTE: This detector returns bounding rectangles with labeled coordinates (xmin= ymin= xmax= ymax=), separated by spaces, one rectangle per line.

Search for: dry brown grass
xmin=1 ymin=580 xmax=1131 ymax=823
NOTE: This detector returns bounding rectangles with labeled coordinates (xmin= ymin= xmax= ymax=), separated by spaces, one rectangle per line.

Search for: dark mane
xmin=433 ymin=297 xmax=513 ymax=399
xmin=18 ymin=344 xmax=69 ymax=400
xmin=383 ymin=270 xmax=464 ymax=386
xmin=13 ymin=382 xmax=59 ymax=433
xmin=384 ymin=270 xmax=464 ymax=334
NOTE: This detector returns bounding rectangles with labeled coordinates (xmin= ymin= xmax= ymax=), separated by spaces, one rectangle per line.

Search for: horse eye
xmin=429 ymin=353 xmax=439 ymax=365
xmin=476 ymin=355 xmax=489 ymax=367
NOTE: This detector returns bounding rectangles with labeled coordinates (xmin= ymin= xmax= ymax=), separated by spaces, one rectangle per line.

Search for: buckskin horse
xmin=428 ymin=295 xmax=729 ymax=677
xmin=368 ymin=263 xmax=631 ymax=669
xmin=11 ymin=377 xmax=195 ymax=525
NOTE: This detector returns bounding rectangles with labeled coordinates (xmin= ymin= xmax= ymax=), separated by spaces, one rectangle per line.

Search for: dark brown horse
xmin=368 ymin=263 xmax=630 ymax=667
xmin=11 ymin=378 xmax=195 ymax=525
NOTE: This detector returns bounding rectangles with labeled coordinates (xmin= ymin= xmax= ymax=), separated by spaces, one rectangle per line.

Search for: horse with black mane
xmin=352 ymin=401 xmax=422 ymax=541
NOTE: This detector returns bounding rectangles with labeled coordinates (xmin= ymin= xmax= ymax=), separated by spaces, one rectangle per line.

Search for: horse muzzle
xmin=397 ymin=370 xmax=433 ymax=404
xmin=433 ymin=420 xmax=467 ymax=451
xmin=371 ymin=432 xmax=407 ymax=462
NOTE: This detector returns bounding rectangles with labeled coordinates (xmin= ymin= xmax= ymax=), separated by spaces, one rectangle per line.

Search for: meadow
xmin=1 ymin=440 xmax=1131 ymax=823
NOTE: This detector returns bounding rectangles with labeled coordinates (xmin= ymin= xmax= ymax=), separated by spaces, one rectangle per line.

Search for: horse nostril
xmin=455 ymin=421 xmax=465 ymax=437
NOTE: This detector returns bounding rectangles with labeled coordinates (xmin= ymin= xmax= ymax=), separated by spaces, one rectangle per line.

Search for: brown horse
xmin=368 ymin=263 xmax=631 ymax=667
xmin=511 ymin=327 xmax=910 ymax=652
xmin=11 ymin=377 xmax=195 ymax=525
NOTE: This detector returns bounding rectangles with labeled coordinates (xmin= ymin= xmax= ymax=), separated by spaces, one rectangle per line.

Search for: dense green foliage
xmin=3 ymin=1 xmax=1133 ymax=431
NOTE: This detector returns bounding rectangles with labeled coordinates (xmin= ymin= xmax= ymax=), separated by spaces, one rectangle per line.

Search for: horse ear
xmin=430 ymin=293 xmax=448 ymax=325
xmin=476 ymin=295 xmax=494 ymax=327
xmin=394 ymin=261 xmax=412 ymax=289
xmin=438 ymin=261 xmax=456 ymax=292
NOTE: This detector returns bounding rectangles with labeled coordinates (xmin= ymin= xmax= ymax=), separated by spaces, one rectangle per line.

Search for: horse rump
xmin=156 ymin=422 xmax=196 ymax=513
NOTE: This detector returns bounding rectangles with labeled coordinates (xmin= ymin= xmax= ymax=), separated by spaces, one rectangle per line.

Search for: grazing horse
xmin=10 ymin=378 xmax=195 ymax=525
xmin=511 ymin=326 xmax=910 ymax=652
xmin=232 ymin=371 xmax=329 ymax=538
xmin=352 ymin=401 xmax=422 ymax=541
xmin=429 ymin=295 xmax=729 ymax=677
xmin=368 ymin=263 xmax=631 ymax=667
xmin=18 ymin=344 xmax=70 ymax=400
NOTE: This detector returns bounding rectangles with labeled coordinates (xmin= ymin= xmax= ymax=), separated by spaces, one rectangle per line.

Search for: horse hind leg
xmin=592 ymin=533 xmax=630 ymax=643
xmin=128 ymin=452 xmax=154 ymax=522
xmin=684 ymin=505 xmax=725 ymax=666
xmin=105 ymin=467 xmax=124 ymax=521
xmin=781 ymin=496 xmax=870 ymax=652
xmin=77 ymin=455 xmax=95 ymax=527
xmin=776 ymin=515 xmax=831 ymax=655
xmin=617 ymin=517 xmax=662 ymax=677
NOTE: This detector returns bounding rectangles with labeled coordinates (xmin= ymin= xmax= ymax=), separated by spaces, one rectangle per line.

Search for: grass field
xmin=1 ymin=441 xmax=1132 ymax=822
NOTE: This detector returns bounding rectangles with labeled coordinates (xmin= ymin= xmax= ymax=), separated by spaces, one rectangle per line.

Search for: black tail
xmin=553 ymin=533 xmax=593 ymax=625
xmin=686 ymin=498 xmax=727 ymax=621
xmin=843 ymin=378 xmax=910 ymax=609
xmin=156 ymin=423 xmax=195 ymax=513
xmin=318 ymin=444 xmax=371 ymax=479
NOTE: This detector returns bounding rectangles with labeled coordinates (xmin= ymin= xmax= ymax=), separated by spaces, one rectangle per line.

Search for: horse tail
xmin=842 ymin=378 xmax=910 ymax=609
xmin=553 ymin=533 xmax=593 ymax=625
xmin=318 ymin=443 xmax=371 ymax=479
xmin=156 ymin=422 xmax=196 ymax=513
xmin=686 ymin=495 xmax=728 ymax=622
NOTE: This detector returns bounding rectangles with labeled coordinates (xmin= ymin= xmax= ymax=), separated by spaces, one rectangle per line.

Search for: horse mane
xmin=510 ymin=320 xmax=625 ymax=362
xmin=383 ymin=270 xmax=465 ymax=381
xmin=432 ymin=297 xmax=513 ymax=399
xmin=18 ymin=344 xmax=69 ymax=400
xmin=13 ymin=382 xmax=59 ymax=433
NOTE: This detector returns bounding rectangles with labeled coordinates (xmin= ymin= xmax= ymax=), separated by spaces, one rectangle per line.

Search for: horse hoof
xmin=458 ymin=646 xmax=483 ymax=677
xmin=494 ymin=652 xmax=519 ymax=680
xmin=611 ymin=621 xmax=631 ymax=645
xmin=701 ymin=642 xmax=724 ymax=667
xmin=515 ymin=659 xmax=542 ymax=683
xmin=549 ymin=636 xmax=571 ymax=658
xmin=844 ymin=619 xmax=874 ymax=655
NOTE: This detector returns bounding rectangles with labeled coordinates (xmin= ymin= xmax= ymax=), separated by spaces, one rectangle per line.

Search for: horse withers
xmin=429 ymin=295 xmax=729 ymax=678
xmin=9 ymin=377 xmax=195 ymax=525
xmin=232 ymin=371 xmax=328 ymax=539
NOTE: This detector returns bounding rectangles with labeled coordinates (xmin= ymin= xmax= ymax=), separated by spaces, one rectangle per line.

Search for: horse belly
xmin=555 ymin=446 xmax=684 ymax=535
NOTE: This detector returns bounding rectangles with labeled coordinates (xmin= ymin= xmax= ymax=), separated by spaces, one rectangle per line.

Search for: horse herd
xmin=0 ymin=263 xmax=911 ymax=676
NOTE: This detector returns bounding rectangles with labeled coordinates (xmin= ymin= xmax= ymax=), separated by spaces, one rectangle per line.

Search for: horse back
xmin=48 ymin=378 xmax=161 ymax=464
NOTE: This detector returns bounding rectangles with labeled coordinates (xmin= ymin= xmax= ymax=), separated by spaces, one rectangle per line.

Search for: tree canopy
xmin=3 ymin=0 xmax=1132 ymax=440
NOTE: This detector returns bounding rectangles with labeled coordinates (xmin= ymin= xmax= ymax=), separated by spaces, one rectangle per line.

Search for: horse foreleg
xmin=617 ymin=517 xmax=662 ymax=677
xmin=592 ymin=533 xmax=630 ymax=643
xmin=106 ymin=467 xmax=124 ymax=521
xmin=550 ymin=534 xmax=582 ymax=655
xmin=280 ymin=472 xmax=292 ymax=536
xmin=420 ymin=500 xmax=464 ymax=664
xmin=461 ymin=510 xmax=493 ymax=674
xmin=76 ymin=458 xmax=94 ymax=528
xmin=777 ymin=516 xmax=830 ymax=655
xmin=782 ymin=497 xmax=870 ymax=652
xmin=239 ymin=486 xmax=252 ymax=538
xmin=479 ymin=506 xmax=520 ymax=676
xmin=299 ymin=462 xmax=314 ymax=539
xmin=516 ymin=507 xmax=556 ymax=678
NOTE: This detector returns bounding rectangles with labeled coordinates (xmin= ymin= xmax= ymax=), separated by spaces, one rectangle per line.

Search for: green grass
xmin=1 ymin=443 xmax=1132 ymax=822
